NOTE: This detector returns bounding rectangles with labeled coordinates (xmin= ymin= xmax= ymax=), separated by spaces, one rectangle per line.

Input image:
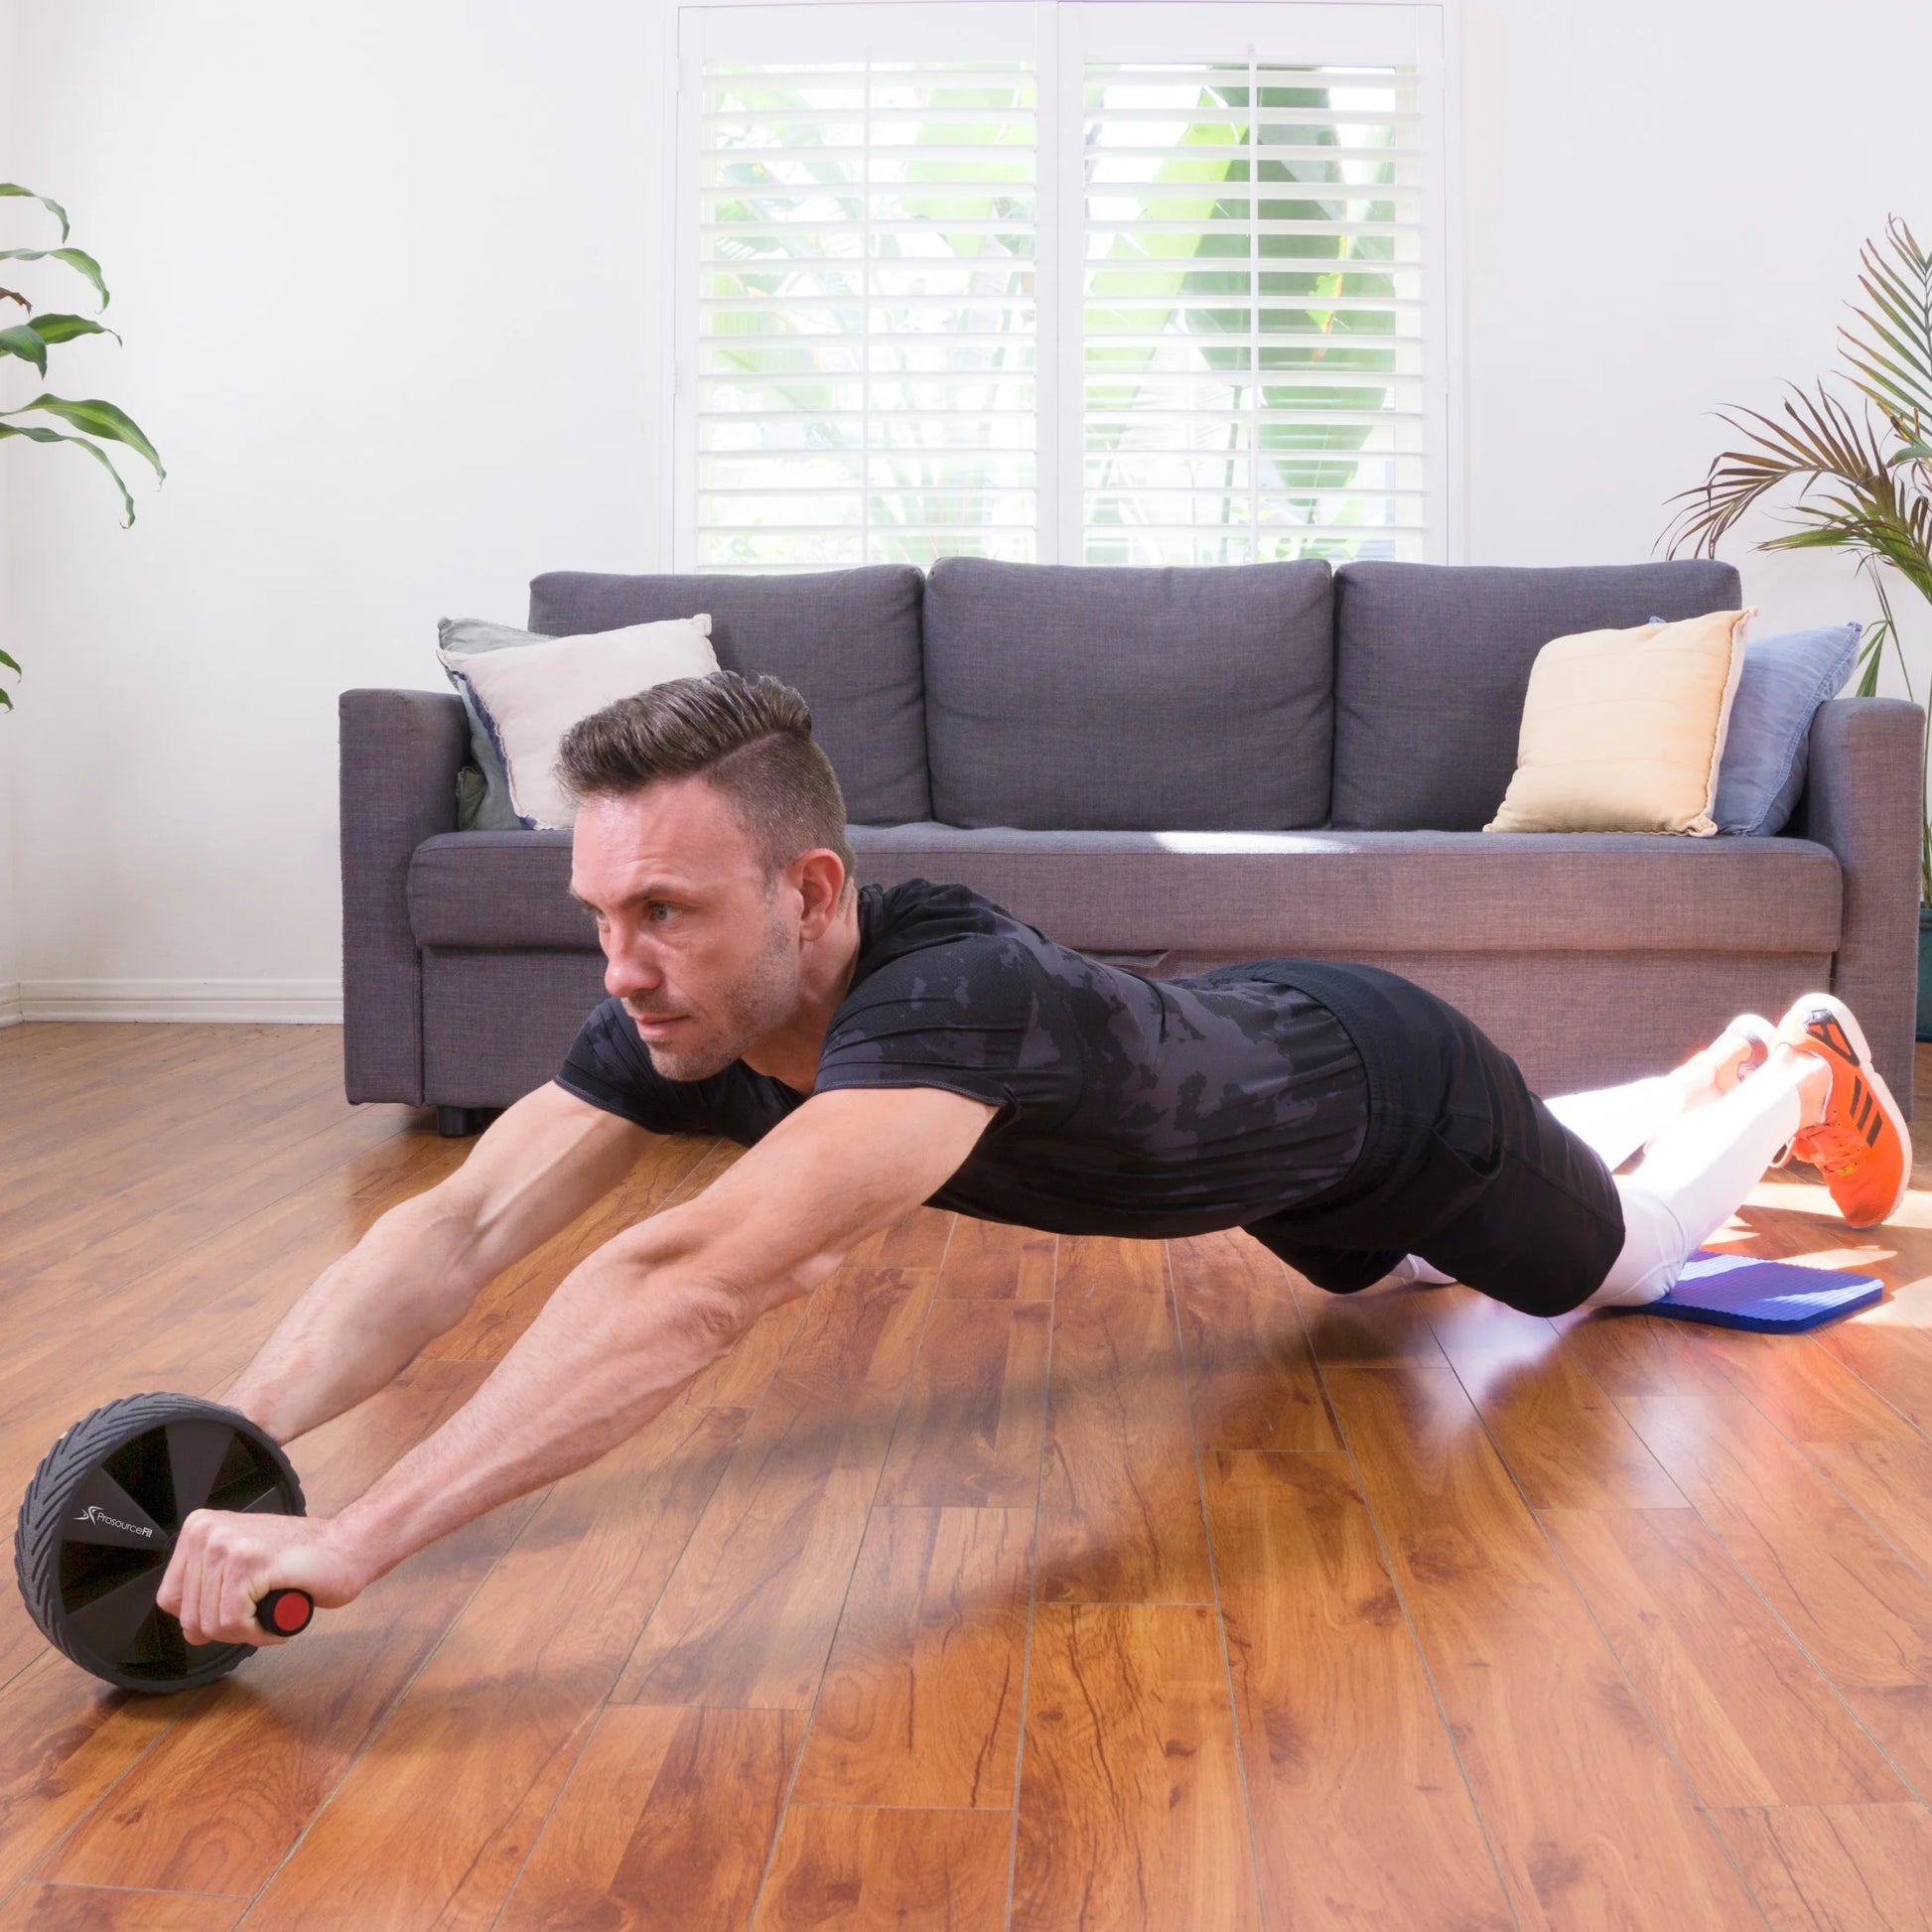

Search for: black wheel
xmin=13 ymin=1393 xmax=306 ymax=1695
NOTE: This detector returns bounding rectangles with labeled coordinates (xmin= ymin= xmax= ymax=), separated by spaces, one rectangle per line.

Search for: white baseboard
xmin=0 ymin=982 xmax=21 ymax=1029
xmin=15 ymin=978 xmax=344 ymax=1024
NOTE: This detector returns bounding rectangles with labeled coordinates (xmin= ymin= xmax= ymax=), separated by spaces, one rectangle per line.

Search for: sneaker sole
xmin=1789 ymin=994 xmax=1913 ymax=1226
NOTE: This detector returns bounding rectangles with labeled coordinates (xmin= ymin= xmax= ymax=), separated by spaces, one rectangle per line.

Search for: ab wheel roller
xmin=14 ymin=1393 xmax=314 ymax=1692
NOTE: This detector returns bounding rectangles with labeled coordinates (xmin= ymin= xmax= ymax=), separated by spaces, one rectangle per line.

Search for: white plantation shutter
xmin=677 ymin=3 xmax=1445 ymax=569
xmin=1077 ymin=57 xmax=1427 ymax=564
xmin=687 ymin=6 xmax=1038 ymax=569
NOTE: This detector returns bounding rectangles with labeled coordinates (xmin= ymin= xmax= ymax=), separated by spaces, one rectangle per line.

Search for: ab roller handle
xmin=256 ymin=1587 xmax=315 ymax=1636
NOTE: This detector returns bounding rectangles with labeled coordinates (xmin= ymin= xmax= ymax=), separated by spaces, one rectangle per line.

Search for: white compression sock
xmin=1544 ymin=1074 xmax=1686 ymax=1173
xmin=1584 ymin=1053 xmax=1813 ymax=1308
xmin=1380 ymin=1254 xmax=1454 ymax=1288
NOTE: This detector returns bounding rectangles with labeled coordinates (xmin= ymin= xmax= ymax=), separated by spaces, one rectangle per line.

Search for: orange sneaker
xmin=1776 ymin=993 xmax=1911 ymax=1227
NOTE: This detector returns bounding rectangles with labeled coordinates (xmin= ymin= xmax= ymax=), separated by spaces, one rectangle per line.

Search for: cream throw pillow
xmin=436 ymin=616 xmax=720 ymax=829
xmin=1483 ymin=609 xmax=1755 ymax=837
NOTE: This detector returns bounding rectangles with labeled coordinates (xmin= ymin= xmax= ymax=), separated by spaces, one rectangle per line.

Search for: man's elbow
xmin=655 ymin=1275 xmax=754 ymax=1380
xmin=602 ymin=1220 xmax=804 ymax=1385
xmin=371 ymin=1183 xmax=490 ymax=1313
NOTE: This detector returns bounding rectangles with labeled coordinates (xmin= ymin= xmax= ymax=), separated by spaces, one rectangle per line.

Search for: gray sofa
xmin=340 ymin=557 xmax=1926 ymax=1132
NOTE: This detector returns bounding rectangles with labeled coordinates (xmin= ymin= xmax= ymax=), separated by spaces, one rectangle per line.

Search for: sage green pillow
xmin=437 ymin=618 xmax=549 ymax=830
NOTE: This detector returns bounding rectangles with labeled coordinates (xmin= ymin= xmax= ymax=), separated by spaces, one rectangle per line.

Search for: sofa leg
xmin=436 ymin=1105 xmax=499 ymax=1139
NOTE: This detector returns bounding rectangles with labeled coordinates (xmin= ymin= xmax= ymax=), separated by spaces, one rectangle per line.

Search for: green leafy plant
xmin=0 ymin=183 xmax=165 ymax=709
xmin=1664 ymin=214 xmax=1932 ymax=896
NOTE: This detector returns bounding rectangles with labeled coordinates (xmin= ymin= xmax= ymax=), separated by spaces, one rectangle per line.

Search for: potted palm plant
xmin=1664 ymin=215 xmax=1932 ymax=1032
xmin=0 ymin=182 xmax=164 ymax=708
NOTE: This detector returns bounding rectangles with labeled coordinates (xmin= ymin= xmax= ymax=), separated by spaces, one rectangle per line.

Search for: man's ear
xmin=792 ymin=848 xmax=850 ymax=938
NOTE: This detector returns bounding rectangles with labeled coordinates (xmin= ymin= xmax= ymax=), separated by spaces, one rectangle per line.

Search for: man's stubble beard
xmin=636 ymin=898 xmax=799 ymax=1083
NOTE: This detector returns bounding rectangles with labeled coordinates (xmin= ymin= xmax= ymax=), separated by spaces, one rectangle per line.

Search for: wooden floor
xmin=3 ymin=1026 xmax=1932 ymax=1929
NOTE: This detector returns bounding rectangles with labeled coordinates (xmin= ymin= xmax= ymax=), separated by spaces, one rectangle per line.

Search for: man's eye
xmin=647 ymin=903 xmax=677 ymax=924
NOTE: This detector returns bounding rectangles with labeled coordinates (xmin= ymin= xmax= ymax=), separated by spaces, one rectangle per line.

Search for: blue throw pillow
xmin=1713 ymin=621 xmax=1862 ymax=837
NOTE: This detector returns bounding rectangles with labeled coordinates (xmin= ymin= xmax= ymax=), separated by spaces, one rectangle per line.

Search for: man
xmin=157 ymin=672 xmax=1910 ymax=1647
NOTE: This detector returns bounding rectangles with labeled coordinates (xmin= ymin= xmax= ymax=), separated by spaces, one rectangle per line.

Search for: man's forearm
xmin=220 ymin=1193 xmax=481 ymax=1446
xmin=330 ymin=1226 xmax=752 ymax=1587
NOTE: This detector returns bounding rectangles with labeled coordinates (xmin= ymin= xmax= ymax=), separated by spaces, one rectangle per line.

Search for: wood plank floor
xmin=4 ymin=1022 xmax=1932 ymax=1928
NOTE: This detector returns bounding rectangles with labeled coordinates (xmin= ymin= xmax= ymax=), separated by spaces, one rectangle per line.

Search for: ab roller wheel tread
xmin=14 ymin=1392 xmax=315 ymax=1694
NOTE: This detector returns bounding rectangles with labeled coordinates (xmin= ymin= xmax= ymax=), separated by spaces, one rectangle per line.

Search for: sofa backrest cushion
xmin=526 ymin=566 xmax=928 ymax=824
xmin=921 ymin=557 xmax=1334 ymax=831
xmin=1330 ymin=559 xmax=1744 ymax=830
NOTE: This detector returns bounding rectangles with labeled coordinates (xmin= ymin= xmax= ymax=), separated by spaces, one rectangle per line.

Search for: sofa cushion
xmin=438 ymin=615 xmax=720 ymax=829
xmin=436 ymin=619 xmax=536 ymax=830
xmin=921 ymin=557 xmax=1334 ymax=831
xmin=1484 ymin=609 xmax=1750 ymax=838
xmin=1715 ymin=621 xmax=1863 ymax=837
xmin=843 ymin=824 xmax=1838 ymax=955
xmin=1331 ymin=559 xmax=1743 ymax=830
xmin=526 ymin=566 xmax=928 ymax=824
xmin=405 ymin=824 xmax=1840 ymax=960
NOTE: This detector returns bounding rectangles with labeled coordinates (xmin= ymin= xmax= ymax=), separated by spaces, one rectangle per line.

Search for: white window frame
xmin=660 ymin=0 xmax=1461 ymax=568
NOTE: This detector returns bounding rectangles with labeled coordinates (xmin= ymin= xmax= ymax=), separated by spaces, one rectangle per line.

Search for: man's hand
xmin=156 ymin=1508 xmax=370 ymax=1647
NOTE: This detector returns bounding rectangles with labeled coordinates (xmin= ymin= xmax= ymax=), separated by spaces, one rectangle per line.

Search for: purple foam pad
xmin=1639 ymin=1248 xmax=1885 ymax=1332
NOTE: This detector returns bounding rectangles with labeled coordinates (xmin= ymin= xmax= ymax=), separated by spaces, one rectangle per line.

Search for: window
xmin=689 ymin=24 xmax=1039 ymax=568
xmin=676 ymin=1 xmax=1447 ymax=569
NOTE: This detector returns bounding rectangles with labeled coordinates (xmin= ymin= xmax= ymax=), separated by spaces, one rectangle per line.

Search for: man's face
xmin=569 ymin=775 xmax=802 ymax=1082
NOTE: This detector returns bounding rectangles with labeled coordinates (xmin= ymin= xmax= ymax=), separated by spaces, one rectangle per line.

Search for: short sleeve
xmin=812 ymin=935 xmax=1081 ymax=1126
xmin=555 ymin=998 xmax=708 ymax=1135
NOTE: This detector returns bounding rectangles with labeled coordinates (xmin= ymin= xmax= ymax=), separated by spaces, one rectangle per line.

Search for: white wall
xmin=0 ymin=0 xmax=22 ymax=1023
xmin=1459 ymin=0 xmax=1932 ymax=655
xmin=4 ymin=0 xmax=1930 ymax=1016
xmin=5 ymin=0 xmax=666 ymax=1018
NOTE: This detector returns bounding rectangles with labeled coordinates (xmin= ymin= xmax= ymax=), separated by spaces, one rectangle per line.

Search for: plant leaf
xmin=0 ymin=645 xmax=18 ymax=673
xmin=0 ymin=422 xmax=136 ymax=523
xmin=0 ymin=324 xmax=46 ymax=375
xmin=1841 ymin=215 xmax=1932 ymax=443
xmin=0 ymin=393 xmax=162 ymax=480
xmin=0 ymin=183 xmax=70 ymax=240
xmin=0 ymin=246 xmax=109 ymax=309
xmin=1761 ymin=525 xmax=1863 ymax=550
xmin=1856 ymin=636 xmax=1883 ymax=696
xmin=27 ymin=311 xmax=120 ymax=345
xmin=1660 ymin=375 xmax=1932 ymax=615
xmin=0 ymin=285 xmax=26 ymax=310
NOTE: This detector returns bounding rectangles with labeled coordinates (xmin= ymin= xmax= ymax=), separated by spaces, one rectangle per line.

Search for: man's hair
xmin=554 ymin=670 xmax=856 ymax=884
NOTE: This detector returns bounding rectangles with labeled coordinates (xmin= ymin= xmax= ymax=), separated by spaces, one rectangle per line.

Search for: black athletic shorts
xmin=1232 ymin=962 xmax=1627 ymax=1317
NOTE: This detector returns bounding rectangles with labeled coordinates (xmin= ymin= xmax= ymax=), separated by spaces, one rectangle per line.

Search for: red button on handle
xmin=255 ymin=1588 xmax=314 ymax=1636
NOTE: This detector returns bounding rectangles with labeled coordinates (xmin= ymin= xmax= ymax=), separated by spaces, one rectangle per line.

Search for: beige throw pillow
xmin=1483 ymin=609 xmax=1754 ymax=837
xmin=436 ymin=615 xmax=719 ymax=829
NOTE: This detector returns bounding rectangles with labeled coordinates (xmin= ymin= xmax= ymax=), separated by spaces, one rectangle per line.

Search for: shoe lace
xmin=1795 ymin=1120 xmax=1871 ymax=1177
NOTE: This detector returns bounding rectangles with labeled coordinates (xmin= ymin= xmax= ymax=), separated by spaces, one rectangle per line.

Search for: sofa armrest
xmin=340 ymin=688 xmax=468 ymax=1104
xmin=1791 ymin=695 xmax=1926 ymax=1111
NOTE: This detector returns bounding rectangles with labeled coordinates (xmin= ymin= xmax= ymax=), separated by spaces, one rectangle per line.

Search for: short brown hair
xmin=554 ymin=670 xmax=856 ymax=883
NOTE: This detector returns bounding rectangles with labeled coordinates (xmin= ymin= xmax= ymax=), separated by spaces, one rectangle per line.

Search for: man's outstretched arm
xmin=217 ymin=1081 xmax=655 ymax=1446
xmin=158 ymin=1084 xmax=995 ymax=1646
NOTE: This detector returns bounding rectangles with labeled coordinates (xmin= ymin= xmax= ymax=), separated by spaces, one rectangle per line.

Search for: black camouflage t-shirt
xmin=555 ymin=878 xmax=1370 ymax=1238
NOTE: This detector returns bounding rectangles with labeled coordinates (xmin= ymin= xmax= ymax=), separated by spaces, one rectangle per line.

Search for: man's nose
xmin=604 ymin=932 xmax=664 ymax=1001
